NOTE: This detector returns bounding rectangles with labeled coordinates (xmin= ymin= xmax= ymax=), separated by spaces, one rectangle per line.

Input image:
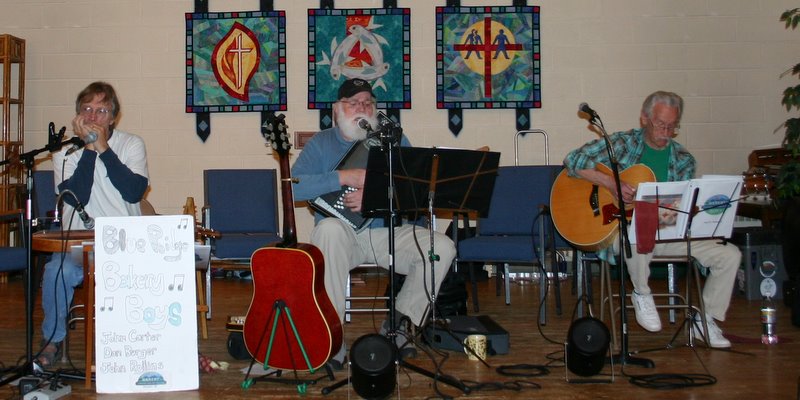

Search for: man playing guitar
xmin=562 ymin=91 xmax=740 ymax=348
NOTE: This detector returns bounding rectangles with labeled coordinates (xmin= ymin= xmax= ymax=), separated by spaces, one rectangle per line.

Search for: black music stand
xmin=632 ymin=179 xmax=743 ymax=354
xmin=362 ymin=146 xmax=500 ymax=220
xmin=361 ymin=145 xmax=499 ymax=394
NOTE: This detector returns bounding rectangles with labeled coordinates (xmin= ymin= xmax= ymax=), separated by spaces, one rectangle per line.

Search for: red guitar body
xmin=243 ymin=244 xmax=342 ymax=370
xmin=242 ymin=114 xmax=343 ymax=371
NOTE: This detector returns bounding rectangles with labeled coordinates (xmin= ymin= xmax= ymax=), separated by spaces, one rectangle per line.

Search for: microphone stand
xmin=0 ymin=135 xmax=73 ymax=386
xmin=381 ymin=125 xmax=469 ymax=395
xmin=586 ymin=111 xmax=654 ymax=369
xmin=323 ymin=122 xmax=469 ymax=396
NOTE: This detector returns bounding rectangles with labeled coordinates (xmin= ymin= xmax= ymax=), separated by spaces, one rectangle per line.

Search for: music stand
xmin=631 ymin=178 xmax=743 ymax=353
xmin=361 ymin=145 xmax=499 ymax=393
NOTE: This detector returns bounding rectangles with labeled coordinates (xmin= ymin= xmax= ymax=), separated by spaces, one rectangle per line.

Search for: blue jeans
xmin=41 ymin=253 xmax=84 ymax=343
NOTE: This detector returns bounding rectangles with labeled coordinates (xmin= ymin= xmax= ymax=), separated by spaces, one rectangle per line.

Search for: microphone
xmin=376 ymin=111 xmax=395 ymax=128
xmin=356 ymin=118 xmax=374 ymax=133
xmin=65 ymin=131 xmax=98 ymax=156
xmin=578 ymin=102 xmax=598 ymax=120
xmin=74 ymin=199 xmax=94 ymax=229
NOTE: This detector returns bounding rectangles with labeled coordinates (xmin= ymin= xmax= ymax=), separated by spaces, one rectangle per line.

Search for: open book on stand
xmin=630 ymin=175 xmax=743 ymax=244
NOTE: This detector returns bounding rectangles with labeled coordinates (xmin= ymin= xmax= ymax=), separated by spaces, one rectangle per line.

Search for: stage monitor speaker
xmin=350 ymin=334 xmax=397 ymax=400
xmin=566 ymin=317 xmax=610 ymax=377
xmin=732 ymin=227 xmax=788 ymax=300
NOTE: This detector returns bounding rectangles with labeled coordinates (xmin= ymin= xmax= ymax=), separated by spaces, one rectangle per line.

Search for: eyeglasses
xmin=650 ymin=120 xmax=680 ymax=132
xmin=80 ymin=106 xmax=111 ymax=117
xmin=342 ymin=100 xmax=375 ymax=109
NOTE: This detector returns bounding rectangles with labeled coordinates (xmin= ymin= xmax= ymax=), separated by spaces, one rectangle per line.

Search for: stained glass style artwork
xmin=186 ymin=11 xmax=287 ymax=113
xmin=308 ymin=8 xmax=411 ymax=109
xmin=436 ymin=6 xmax=541 ymax=109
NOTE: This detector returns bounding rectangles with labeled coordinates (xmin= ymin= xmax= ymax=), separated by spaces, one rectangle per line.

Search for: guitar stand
xmin=242 ymin=300 xmax=334 ymax=391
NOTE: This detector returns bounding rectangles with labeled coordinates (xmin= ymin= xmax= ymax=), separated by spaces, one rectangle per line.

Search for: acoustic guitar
xmin=242 ymin=114 xmax=343 ymax=371
xmin=550 ymin=163 xmax=655 ymax=251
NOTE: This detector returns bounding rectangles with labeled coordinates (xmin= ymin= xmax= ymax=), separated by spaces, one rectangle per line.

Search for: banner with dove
xmin=308 ymin=8 xmax=411 ymax=109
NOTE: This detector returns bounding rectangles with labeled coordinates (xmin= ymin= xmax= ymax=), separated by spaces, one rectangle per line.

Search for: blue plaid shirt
xmin=562 ymin=128 xmax=696 ymax=258
xmin=564 ymin=128 xmax=695 ymax=182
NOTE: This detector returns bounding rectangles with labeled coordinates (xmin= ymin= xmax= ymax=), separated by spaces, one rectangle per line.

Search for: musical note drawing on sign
xmin=169 ymin=275 xmax=185 ymax=292
xmin=178 ymin=218 xmax=189 ymax=229
xmin=100 ymin=297 xmax=114 ymax=312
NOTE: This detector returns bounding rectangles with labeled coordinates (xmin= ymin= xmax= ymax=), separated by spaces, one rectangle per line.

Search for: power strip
xmin=23 ymin=383 xmax=71 ymax=400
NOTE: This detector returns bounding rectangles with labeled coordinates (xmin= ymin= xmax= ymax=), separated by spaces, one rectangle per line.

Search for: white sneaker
xmin=631 ymin=291 xmax=662 ymax=332
xmin=693 ymin=314 xmax=731 ymax=348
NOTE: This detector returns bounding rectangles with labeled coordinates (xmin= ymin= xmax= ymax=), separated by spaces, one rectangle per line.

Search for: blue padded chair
xmin=457 ymin=165 xmax=566 ymax=321
xmin=202 ymin=169 xmax=281 ymax=260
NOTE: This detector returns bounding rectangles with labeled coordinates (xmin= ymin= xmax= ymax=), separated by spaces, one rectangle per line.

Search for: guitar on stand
xmin=241 ymin=114 xmax=342 ymax=387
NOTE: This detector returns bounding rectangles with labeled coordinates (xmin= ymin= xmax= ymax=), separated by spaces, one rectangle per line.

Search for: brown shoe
xmin=36 ymin=340 xmax=62 ymax=367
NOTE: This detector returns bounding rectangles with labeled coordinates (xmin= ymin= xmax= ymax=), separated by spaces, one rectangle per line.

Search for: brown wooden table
xmin=737 ymin=199 xmax=782 ymax=229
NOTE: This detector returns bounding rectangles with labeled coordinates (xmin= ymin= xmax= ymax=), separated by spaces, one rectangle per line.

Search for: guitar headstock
xmin=261 ymin=113 xmax=291 ymax=156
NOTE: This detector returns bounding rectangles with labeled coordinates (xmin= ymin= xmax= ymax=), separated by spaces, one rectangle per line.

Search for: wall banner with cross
xmin=308 ymin=7 xmax=412 ymax=130
xmin=185 ymin=10 xmax=287 ymax=141
xmin=436 ymin=5 xmax=541 ymax=136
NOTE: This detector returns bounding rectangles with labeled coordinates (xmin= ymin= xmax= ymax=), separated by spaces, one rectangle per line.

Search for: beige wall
xmin=4 ymin=0 xmax=798 ymax=239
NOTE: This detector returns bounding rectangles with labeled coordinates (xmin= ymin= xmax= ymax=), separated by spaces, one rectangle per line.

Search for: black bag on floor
xmin=387 ymin=270 xmax=468 ymax=318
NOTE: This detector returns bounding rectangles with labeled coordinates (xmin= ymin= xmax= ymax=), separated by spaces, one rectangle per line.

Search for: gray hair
xmin=641 ymin=91 xmax=683 ymax=120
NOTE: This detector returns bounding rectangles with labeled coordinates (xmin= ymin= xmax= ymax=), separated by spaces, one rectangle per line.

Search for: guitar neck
xmin=278 ymin=152 xmax=298 ymax=246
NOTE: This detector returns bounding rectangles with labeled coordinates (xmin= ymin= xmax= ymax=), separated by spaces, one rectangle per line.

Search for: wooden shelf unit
xmin=0 ymin=34 xmax=25 ymax=246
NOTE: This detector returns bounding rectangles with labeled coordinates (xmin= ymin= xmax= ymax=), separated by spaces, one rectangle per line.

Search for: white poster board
xmin=94 ymin=215 xmax=199 ymax=393
xmin=630 ymin=176 xmax=743 ymax=243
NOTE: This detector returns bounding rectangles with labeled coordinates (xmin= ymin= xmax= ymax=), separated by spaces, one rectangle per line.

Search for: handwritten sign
xmin=94 ymin=215 xmax=198 ymax=393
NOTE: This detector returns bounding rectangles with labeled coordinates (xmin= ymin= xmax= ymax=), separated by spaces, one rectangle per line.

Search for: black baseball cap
xmin=337 ymin=78 xmax=375 ymax=100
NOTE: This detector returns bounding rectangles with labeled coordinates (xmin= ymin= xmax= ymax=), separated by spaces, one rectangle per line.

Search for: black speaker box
xmin=350 ymin=334 xmax=397 ymax=400
xmin=731 ymin=227 xmax=788 ymax=300
xmin=423 ymin=315 xmax=509 ymax=355
xmin=566 ymin=317 xmax=610 ymax=377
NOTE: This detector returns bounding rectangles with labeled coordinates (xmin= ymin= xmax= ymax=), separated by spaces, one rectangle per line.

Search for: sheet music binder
xmin=630 ymin=175 xmax=743 ymax=243
xmin=309 ymin=139 xmax=379 ymax=230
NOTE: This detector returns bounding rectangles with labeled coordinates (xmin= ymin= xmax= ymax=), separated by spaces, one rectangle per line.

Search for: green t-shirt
xmin=639 ymin=142 xmax=672 ymax=182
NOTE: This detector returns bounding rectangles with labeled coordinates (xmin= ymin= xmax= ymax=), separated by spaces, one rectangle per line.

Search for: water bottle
xmin=760 ymin=297 xmax=778 ymax=345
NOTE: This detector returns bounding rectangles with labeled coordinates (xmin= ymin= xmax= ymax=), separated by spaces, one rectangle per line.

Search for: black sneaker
xmin=327 ymin=344 xmax=347 ymax=371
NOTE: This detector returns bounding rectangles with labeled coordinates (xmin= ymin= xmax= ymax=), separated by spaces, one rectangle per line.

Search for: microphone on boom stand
xmin=577 ymin=102 xmax=654 ymax=369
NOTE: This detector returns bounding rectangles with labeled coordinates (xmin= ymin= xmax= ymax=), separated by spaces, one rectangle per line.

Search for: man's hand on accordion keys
xmin=343 ymin=186 xmax=363 ymax=212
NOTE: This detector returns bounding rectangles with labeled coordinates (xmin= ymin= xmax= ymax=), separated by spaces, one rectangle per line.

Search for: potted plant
xmin=778 ymin=8 xmax=800 ymax=326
